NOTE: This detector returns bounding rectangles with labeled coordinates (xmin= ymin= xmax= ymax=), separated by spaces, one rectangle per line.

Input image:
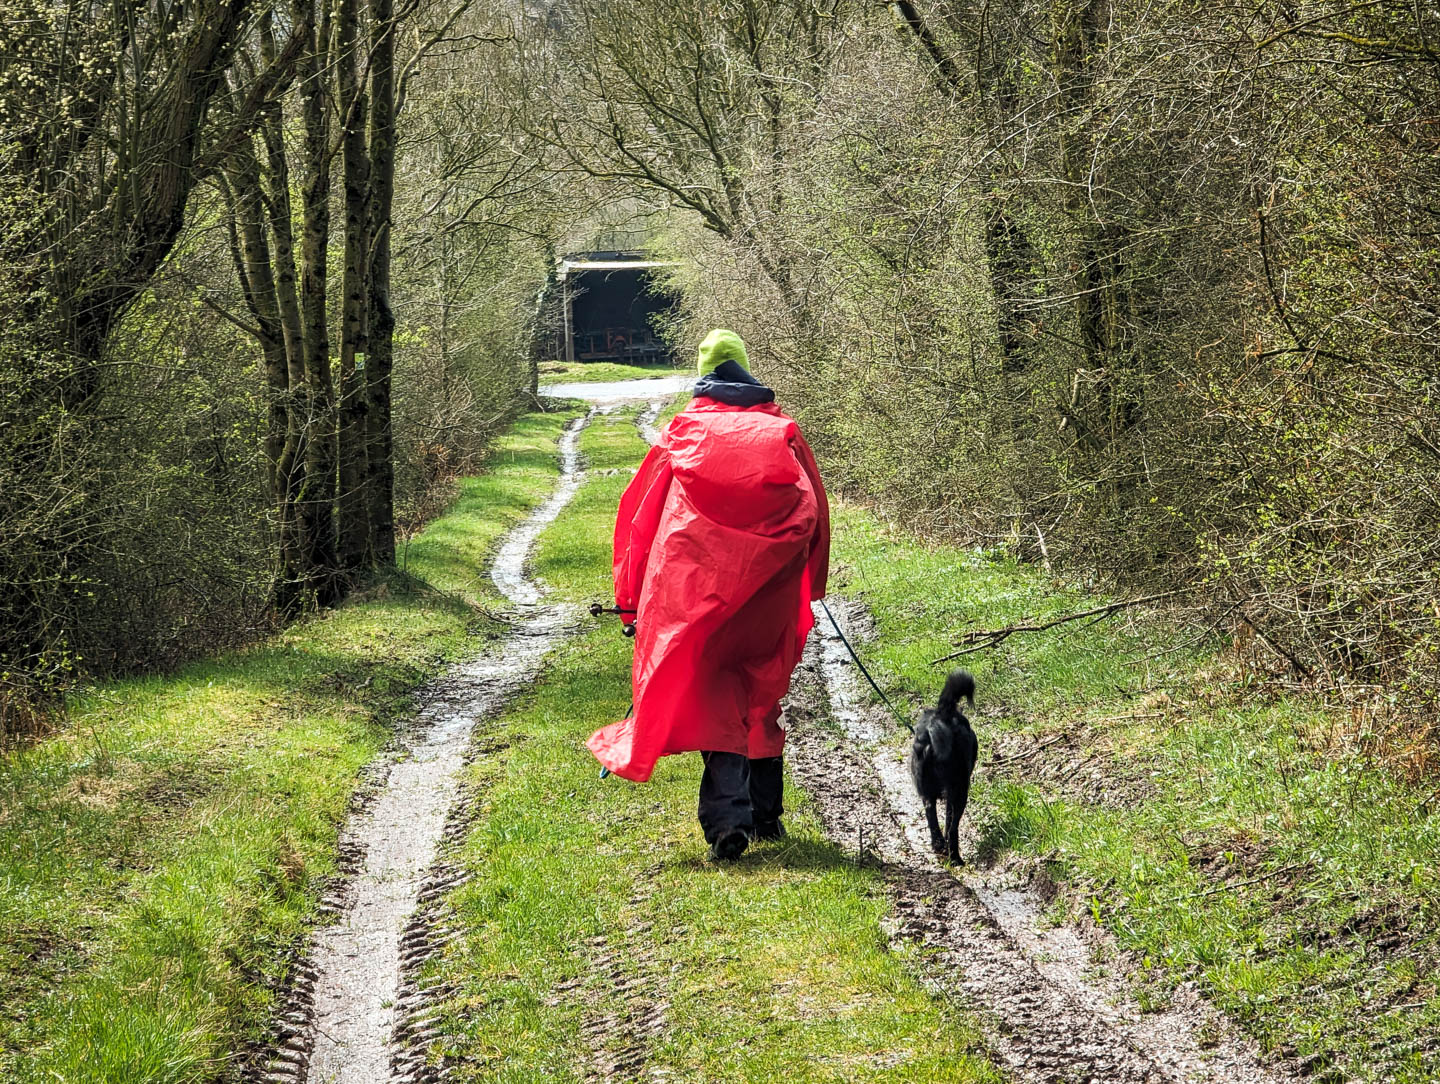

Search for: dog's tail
xmin=937 ymin=669 xmax=976 ymax=715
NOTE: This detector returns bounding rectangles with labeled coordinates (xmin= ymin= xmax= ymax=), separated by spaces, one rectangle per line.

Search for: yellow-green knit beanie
xmin=696 ymin=328 xmax=749 ymax=376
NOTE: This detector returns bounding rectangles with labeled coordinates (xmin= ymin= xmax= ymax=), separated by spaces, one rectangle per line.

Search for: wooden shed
xmin=551 ymin=252 xmax=677 ymax=364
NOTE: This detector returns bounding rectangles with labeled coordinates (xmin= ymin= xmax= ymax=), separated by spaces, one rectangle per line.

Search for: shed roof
xmin=559 ymin=259 xmax=677 ymax=275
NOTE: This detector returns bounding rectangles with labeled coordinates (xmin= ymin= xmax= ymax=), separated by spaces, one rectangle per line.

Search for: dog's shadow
xmin=666 ymin=834 xmax=877 ymax=876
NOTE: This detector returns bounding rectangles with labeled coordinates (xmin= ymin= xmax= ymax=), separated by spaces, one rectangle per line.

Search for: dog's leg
xmin=924 ymin=799 xmax=945 ymax=855
xmin=944 ymin=777 xmax=971 ymax=866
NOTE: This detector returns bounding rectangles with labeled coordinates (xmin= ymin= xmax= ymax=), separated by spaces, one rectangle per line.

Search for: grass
xmin=12 ymin=394 xmax=1434 ymax=1080
xmin=537 ymin=359 xmax=683 ymax=385
xmin=418 ymin=405 xmax=1001 ymax=1082
xmin=0 ymin=407 xmax=581 ymax=1082
xmin=827 ymin=504 xmax=1440 ymax=1081
xmin=400 ymin=410 xmax=583 ymax=606
xmin=532 ymin=406 xmax=652 ymax=602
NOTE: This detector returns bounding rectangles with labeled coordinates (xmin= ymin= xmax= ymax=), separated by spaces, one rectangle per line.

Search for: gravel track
xmin=249 ymin=389 xmax=669 ymax=1084
xmin=784 ymin=597 xmax=1296 ymax=1084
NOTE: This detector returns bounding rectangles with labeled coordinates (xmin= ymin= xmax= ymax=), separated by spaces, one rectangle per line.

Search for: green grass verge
xmin=0 ymin=408 xmax=580 ymax=1082
xmin=401 ymin=411 xmax=582 ymax=606
xmin=533 ymin=407 xmax=651 ymax=603
xmin=830 ymin=504 xmax=1440 ymax=1082
xmin=418 ymin=406 xmax=1001 ymax=1083
xmin=538 ymin=360 xmax=682 ymax=385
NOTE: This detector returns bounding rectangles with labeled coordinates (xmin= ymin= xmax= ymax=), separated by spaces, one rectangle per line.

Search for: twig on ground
xmin=1093 ymin=710 xmax=1167 ymax=724
xmin=1056 ymin=756 xmax=1096 ymax=784
xmin=989 ymin=733 xmax=1070 ymax=769
xmin=1168 ymin=861 xmax=1306 ymax=902
xmin=1238 ymin=612 xmax=1313 ymax=678
xmin=931 ymin=590 xmax=1186 ymax=664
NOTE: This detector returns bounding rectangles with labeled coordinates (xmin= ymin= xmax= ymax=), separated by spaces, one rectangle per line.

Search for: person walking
xmin=587 ymin=329 xmax=830 ymax=860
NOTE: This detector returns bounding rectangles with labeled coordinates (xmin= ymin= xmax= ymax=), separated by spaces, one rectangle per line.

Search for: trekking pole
xmin=589 ymin=601 xmax=636 ymax=637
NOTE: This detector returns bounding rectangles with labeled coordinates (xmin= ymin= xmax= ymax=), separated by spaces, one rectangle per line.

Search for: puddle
xmin=490 ymin=415 xmax=588 ymax=605
xmin=540 ymin=375 xmax=689 ymax=402
xmin=635 ymin=400 xmax=664 ymax=446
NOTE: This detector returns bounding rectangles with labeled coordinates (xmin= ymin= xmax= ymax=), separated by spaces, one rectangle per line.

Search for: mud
xmin=784 ymin=597 xmax=1297 ymax=1084
xmin=490 ymin=415 xmax=589 ymax=605
xmin=635 ymin=399 xmax=664 ymax=446
xmin=251 ymin=384 xmax=1296 ymax=1083
xmin=562 ymin=866 xmax=670 ymax=1082
xmin=247 ymin=409 xmax=601 ymax=1084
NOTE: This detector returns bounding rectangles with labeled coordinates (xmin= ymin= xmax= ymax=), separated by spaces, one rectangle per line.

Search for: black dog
xmin=909 ymin=669 xmax=978 ymax=864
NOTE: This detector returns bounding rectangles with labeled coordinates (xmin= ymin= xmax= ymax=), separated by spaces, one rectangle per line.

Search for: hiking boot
xmin=753 ymin=819 xmax=786 ymax=842
xmin=709 ymin=828 xmax=750 ymax=861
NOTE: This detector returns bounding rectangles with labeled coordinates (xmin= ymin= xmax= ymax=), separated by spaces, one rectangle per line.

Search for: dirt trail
xmin=541 ymin=374 xmax=689 ymax=403
xmin=290 ymin=414 xmax=588 ymax=1084
xmin=635 ymin=399 xmax=663 ymax=445
xmin=251 ymin=390 xmax=666 ymax=1084
xmin=255 ymin=384 xmax=1290 ymax=1083
xmin=785 ymin=598 xmax=1294 ymax=1084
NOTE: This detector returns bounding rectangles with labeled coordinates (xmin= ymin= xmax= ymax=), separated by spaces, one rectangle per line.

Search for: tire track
xmin=569 ymin=868 xmax=670 ymax=1082
xmin=635 ymin=399 xmax=663 ymax=446
xmin=247 ymin=410 xmax=595 ymax=1084
xmin=561 ymin=399 xmax=670 ymax=1082
xmin=384 ymin=399 xmax=670 ymax=1082
xmin=784 ymin=597 xmax=1296 ymax=1084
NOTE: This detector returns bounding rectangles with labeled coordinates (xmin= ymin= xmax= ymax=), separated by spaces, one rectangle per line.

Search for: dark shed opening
xmin=556 ymin=253 xmax=676 ymax=364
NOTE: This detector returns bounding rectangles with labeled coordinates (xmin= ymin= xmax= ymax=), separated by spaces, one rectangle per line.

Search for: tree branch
xmin=931 ymin=590 xmax=1186 ymax=664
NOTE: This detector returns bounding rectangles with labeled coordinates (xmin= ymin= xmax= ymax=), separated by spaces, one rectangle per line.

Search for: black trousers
xmin=697 ymin=752 xmax=783 ymax=844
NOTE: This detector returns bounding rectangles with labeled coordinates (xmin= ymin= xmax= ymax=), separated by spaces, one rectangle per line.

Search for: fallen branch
xmin=931 ymin=590 xmax=1185 ymax=664
xmin=1238 ymin=611 xmax=1313 ymax=678
xmin=988 ymin=733 xmax=1070 ymax=769
xmin=1167 ymin=861 xmax=1306 ymax=902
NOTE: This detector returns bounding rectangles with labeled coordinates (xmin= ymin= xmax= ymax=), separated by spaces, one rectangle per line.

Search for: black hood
xmin=693 ymin=359 xmax=776 ymax=407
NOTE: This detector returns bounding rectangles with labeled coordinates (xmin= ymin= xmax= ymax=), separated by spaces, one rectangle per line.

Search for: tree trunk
xmin=57 ymin=0 xmax=257 ymax=397
xmin=1053 ymin=0 xmax=1138 ymax=448
xmin=889 ymin=1 xmax=1036 ymax=421
xmin=975 ymin=2 xmax=1037 ymax=400
xmin=258 ymin=100 xmax=310 ymax=613
xmin=259 ymin=97 xmax=315 ymax=613
xmin=336 ymin=0 xmax=372 ymax=572
xmin=366 ymin=0 xmax=398 ymax=564
xmin=295 ymin=0 xmax=339 ymax=604
xmin=219 ymin=151 xmax=288 ymax=502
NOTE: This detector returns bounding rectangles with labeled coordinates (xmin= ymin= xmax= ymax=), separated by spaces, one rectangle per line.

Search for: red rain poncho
xmin=586 ymin=397 xmax=830 ymax=782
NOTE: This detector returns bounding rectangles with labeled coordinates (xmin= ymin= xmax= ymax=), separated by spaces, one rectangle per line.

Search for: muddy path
xmin=249 ymin=388 xmax=666 ymax=1084
xmin=251 ymin=381 xmax=1289 ymax=1083
xmin=290 ymin=415 xmax=585 ymax=1084
xmin=785 ymin=598 xmax=1296 ymax=1084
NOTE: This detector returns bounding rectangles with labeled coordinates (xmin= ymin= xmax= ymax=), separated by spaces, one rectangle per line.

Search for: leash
xmin=819 ymin=598 xmax=914 ymax=734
